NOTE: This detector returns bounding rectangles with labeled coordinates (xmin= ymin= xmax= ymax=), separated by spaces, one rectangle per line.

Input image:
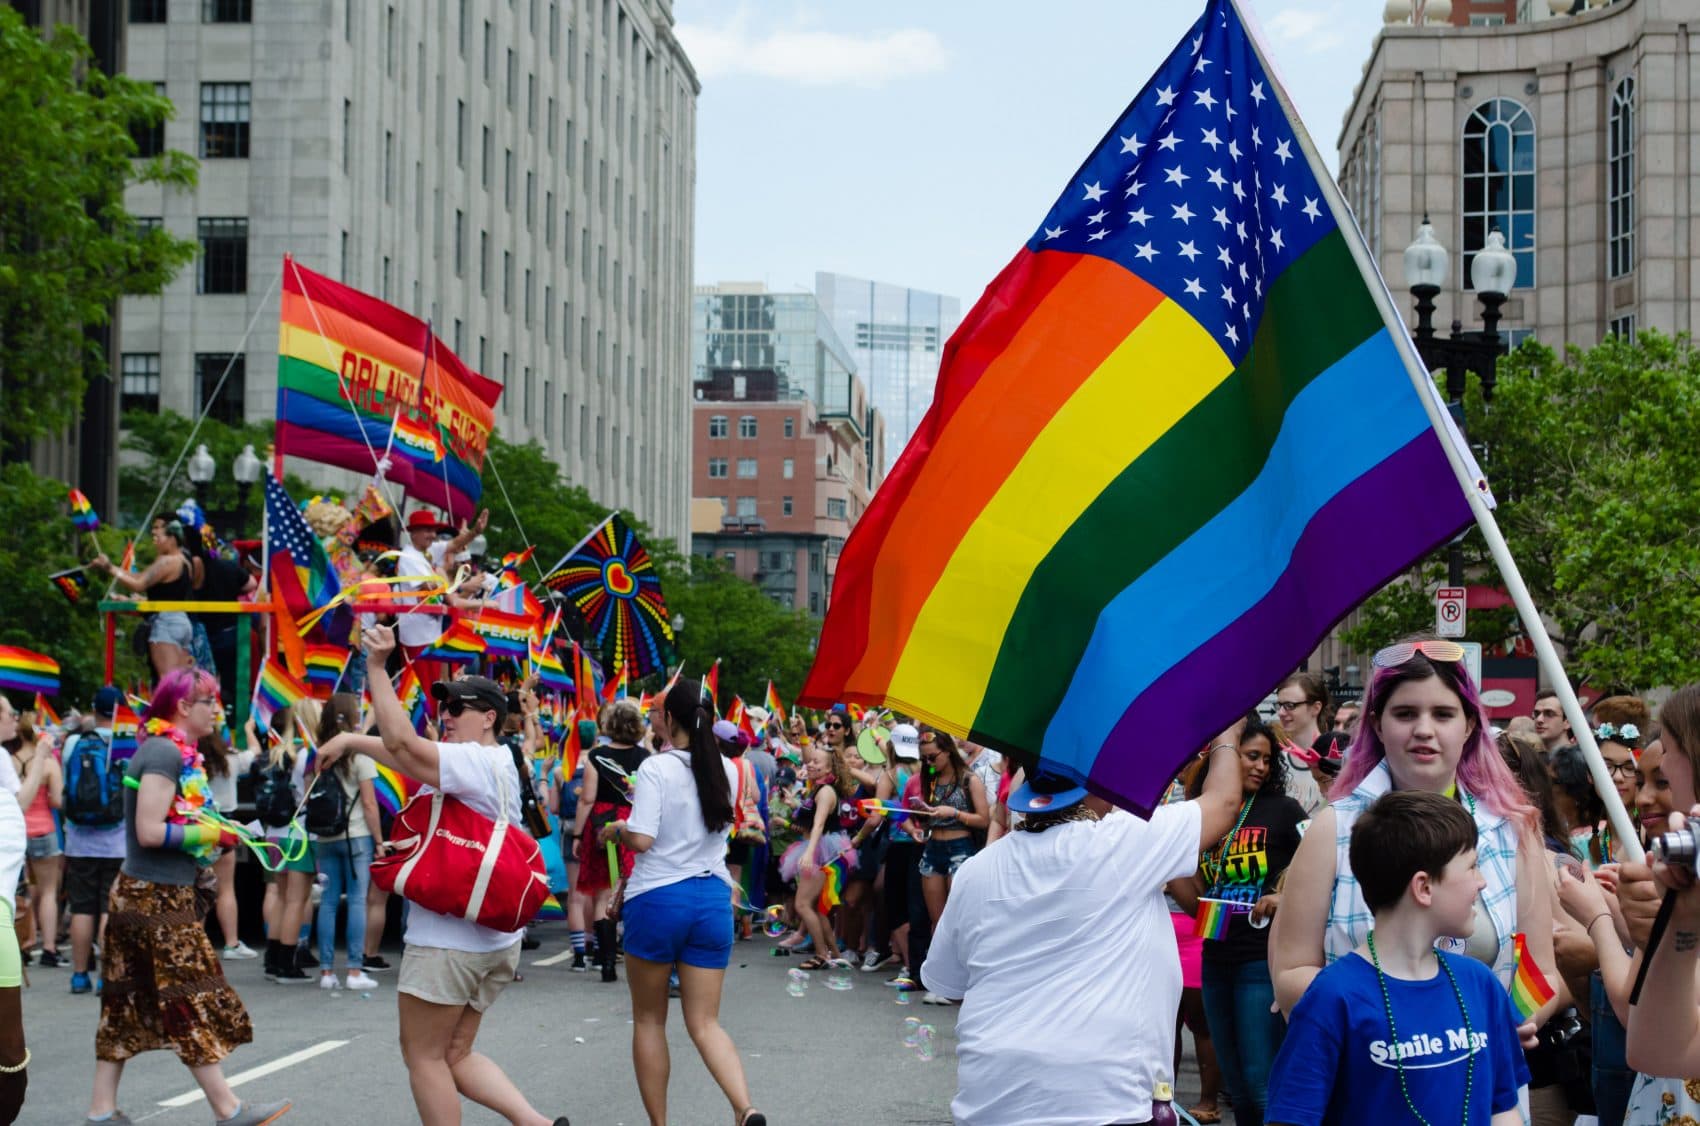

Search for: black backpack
xmin=302 ymin=769 xmax=352 ymax=837
xmin=63 ymin=732 xmax=125 ymax=828
xmin=252 ymin=757 xmax=299 ymax=828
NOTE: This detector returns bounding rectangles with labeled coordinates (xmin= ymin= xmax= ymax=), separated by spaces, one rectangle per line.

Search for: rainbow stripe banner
xmin=0 ymin=647 xmax=59 ymax=696
xmin=303 ymin=643 xmax=351 ymax=698
xmin=799 ymin=0 xmax=1485 ymax=814
xmin=276 ymin=256 xmax=503 ymax=519
xmin=1510 ymin=931 xmax=1556 ymax=1019
xmin=252 ymin=660 xmax=310 ymax=730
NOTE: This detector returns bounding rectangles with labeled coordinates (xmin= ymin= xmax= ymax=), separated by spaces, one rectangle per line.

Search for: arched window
xmin=1461 ymin=98 xmax=1536 ymax=289
xmin=1608 ymin=76 xmax=1636 ymax=279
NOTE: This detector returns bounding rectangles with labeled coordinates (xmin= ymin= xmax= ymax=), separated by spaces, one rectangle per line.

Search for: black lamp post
xmin=231 ymin=443 xmax=262 ymax=535
xmin=1403 ymin=217 xmax=1515 ymax=586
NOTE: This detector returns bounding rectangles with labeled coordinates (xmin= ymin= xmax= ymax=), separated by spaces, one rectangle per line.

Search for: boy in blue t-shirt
xmin=1266 ymin=791 xmax=1531 ymax=1126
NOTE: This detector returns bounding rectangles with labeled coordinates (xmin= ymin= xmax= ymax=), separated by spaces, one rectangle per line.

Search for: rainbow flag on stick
xmin=1193 ymin=898 xmax=1245 ymax=942
xmin=1510 ymin=932 xmax=1556 ymax=1019
xmin=0 ymin=647 xmax=59 ymax=696
xmin=49 ymin=567 xmax=89 ymax=604
xmin=798 ymin=0 xmax=1486 ymax=814
xmin=276 ymin=256 xmax=502 ymax=519
xmin=68 ymin=488 xmax=100 ymax=534
xmin=764 ymin=681 xmax=787 ymax=729
xmin=372 ymin=761 xmax=420 ymax=818
xmin=110 ymin=702 xmax=140 ymax=761
xmin=252 ymin=660 xmax=310 ymax=730
xmin=423 ymin=619 xmax=489 ymax=664
xmin=32 ymin=693 xmax=62 ymax=730
xmin=303 ymin=643 xmax=351 ymax=698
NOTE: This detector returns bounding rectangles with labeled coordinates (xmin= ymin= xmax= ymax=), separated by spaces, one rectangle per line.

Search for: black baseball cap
xmin=431 ymin=676 xmax=508 ymax=723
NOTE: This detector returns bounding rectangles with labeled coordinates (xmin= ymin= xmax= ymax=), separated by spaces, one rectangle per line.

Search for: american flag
xmin=265 ymin=471 xmax=344 ymax=639
xmin=1030 ymin=1 xmax=1330 ymax=362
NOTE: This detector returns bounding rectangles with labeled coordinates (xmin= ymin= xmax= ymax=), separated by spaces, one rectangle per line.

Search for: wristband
xmin=1586 ymin=911 xmax=1612 ymax=934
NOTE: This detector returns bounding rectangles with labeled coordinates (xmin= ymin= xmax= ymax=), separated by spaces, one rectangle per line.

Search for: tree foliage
xmin=119 ymin=410 xmax=311 ymax=535
xmin=1343 ymin=330 xmax=1700 ymax=691
xmin=0 ymin=9 xmax=198 ymax=448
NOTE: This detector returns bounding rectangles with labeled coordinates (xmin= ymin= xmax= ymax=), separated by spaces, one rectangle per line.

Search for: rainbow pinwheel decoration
xmin=542 ymin=513 xmax=673 ymax=679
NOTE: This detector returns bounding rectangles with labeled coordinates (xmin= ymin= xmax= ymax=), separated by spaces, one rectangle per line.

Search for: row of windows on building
xmin=707 ymin=457 xmax=795 ymax=480
xmin=711 ymin=496 xmax=847 ymax=520
xmin=119 ymin=352 xmax=245 ymax=424
xmin=129 ymin=0 xmax=250 ymax=23
xmin=1344 ymin=81 xmax=1638 ymax=292
xmin=705 ymin=415 xmax=795 ymax=440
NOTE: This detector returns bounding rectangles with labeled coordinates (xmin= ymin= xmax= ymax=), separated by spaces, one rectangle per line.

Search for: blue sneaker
xmin=70 ymin=972 xmax=92 ymax=994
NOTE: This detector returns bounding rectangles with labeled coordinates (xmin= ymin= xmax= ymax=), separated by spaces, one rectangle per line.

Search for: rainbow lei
xmin=143 ymin=718 xmax=219 ymax=865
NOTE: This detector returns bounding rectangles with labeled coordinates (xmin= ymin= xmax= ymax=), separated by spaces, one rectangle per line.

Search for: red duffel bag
xmin=371 ymin=769 xmax=551 ymax=933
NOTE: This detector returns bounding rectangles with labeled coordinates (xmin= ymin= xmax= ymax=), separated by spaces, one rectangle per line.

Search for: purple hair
xmin=1330 ymin=646 xmax=1537 ymax=836
xmin=146 ymin=667 xmax=219 ymax=726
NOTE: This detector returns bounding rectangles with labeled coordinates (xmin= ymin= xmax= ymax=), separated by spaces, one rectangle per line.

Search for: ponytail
xmin=666 ymin=678 xmax=733 ymax=831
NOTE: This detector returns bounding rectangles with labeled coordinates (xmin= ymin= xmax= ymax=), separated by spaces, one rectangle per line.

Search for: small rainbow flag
xmin=703 ymin=659 xmax=720 ymax=714
xmin=391 ymin=411 xmax=445 ymax=463
xmin=1510 ymin=931 xmax=1556 ymax=1020
xmin=32 ymin=693 xmax=62 ymax=730
xmin=601 ymin=666 xmax=627 ymax=705
xmin=1193 ymin=898 xmax=1243 ymax=942
xmin=764 ymin=681 xmax=787 ymax=729
xmin=110 ymin=702 xmax=140 ymax=760
xmin=572 ymin=642 xmax=600 ymax=714
xmin=68 ymin=488 xmax=100 ymax=533
xmin=303 ymin=643 xmax=351 ymax=698
xmin=0 ymin=647 xmax=59 ymax=696
xmin=423 ymin=619 xmax=488 ymax=664
xmin=372 ymin=761 xmax=420 ymax=817
xmin=253 ymin=660 xmax=310 ymax=729
xmin=496 ymin=546 xmax=535 ymax=588
xmin=395 ymin=667 xmax=428 ymax=734
xmin=49 ymin=566 xmax=89 ymax=604
xmin=531 ymin=637 xmax=571 ymax=693
xmin=534 ymin=893 xmax=567 ymax=922
xmin=559 ymin=705 xmax=584 ymax=778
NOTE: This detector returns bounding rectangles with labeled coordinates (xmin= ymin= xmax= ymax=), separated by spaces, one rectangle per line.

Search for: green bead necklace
xmin=1366 ymin=931 xmax=1475 ymax=1125
xmin=1201 ymin=792 xmax=1257 ymax=883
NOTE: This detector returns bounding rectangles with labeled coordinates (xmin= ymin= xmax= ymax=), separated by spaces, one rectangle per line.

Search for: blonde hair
xmin=270 ymin=698 xmax=324 ymax=766
xmin=603 ymin=698 xmax=645 ymax=745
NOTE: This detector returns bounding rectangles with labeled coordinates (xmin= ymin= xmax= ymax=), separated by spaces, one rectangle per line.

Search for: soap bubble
xmin=763 ymin=906 xmax=788 ymax=938
xmin=894 ymin=987 xmax=912 ymax=1006
xmin=914 ymin=1024 xmax=937 ymax=1062
xmin=825 ymin=965 xmax=854 ymax=992
xmin=902 ymin=1016 xmax=922 ymax=1047
xmin=786 ymin=968 xmax=810 ymax=998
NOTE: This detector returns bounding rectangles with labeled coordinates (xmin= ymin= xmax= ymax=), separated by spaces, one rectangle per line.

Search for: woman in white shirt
xmin=600 ymin=679 xmax=764 ymax=1126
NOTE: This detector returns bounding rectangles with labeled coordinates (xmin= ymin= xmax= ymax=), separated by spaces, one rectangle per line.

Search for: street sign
xmin=1436 ymin=587 xmax=1466 ymax=638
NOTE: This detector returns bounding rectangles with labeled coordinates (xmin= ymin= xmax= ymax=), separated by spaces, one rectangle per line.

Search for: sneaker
xmin=273 ymin=965 xmax=310 ymax=984
xmin=37 ymin=949 xmax=61 ymax=968
xmin=859 ymin=949 xmax=886 ymax=972
xmin=521 ymin=932 xmax=542 ymax=951
xmin=84 ymin=1112 xmax=135 ymax=1126
xmin=70 ymin=972 xmax=93 ymax=994
xmin=213 ymin=1098 xmax=293 ymax=1126
xmin=318 ymin=971 xmax=341 ymax=991
xmin=345 ymin=970 xmax=379 ymax=990
xmin=222 ymin=941 xmax=259 ymax=960
xmin=362 ymin=954 xmax=392 ymax=973
xmin=921 ymin=992 xmax=954 ymax=1005
xmin=569 ymin=952 xmax=588 ymax=972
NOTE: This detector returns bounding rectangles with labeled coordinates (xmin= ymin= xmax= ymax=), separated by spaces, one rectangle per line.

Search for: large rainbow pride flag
xmin=276 ymin=257 xmax=503 ymax=520
xmin=800 ymin=0 xmax=1486 ymax=814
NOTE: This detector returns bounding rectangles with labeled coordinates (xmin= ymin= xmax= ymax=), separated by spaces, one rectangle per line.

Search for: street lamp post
xmin=1403 ymin=221 xmax=1514 ymax=587
xmin=187 ymin=443 xmax=216 ymax=511
xmin=232 ymin=443 xmax=262 ymax=535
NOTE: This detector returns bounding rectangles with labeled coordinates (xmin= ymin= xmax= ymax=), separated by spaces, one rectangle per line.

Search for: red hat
xmin=406 ymin=509 xmax=454 ymax=533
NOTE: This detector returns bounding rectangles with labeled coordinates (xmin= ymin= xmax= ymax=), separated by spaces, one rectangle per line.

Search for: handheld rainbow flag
xmin=32 ymin=693 xmax=62 ymax=730
xmin=600 ymin=666 xmax=627 ymax=706
xmin=572 ymin=642 xmax=600 ymax=714
xmin=764 ymin=681 xmax=787 ymax=729
xmin=798 ymin=0 xmax=1486 ymax=814
xmin=703 ymin=659 xmax=720 ymax=715
xmin=423 ymin=619 xmax=489 ymax=664
xmin=1510 ymin=932 xmax=1556 ymax=1019
xmin=303 ymin=643 xmax=351 ymax=698
xmin=49 ymin=566 xmax=90 ymax=604
xmin=395 ymin=667 xmax=429 ymax=734
xmin=252 ymin=660 xmax=311 ymax=730
xmin=469 ymin=605 xmax=535 ymax=661
xmin=110 ymin=702 xmax=140 ymax=760
xmin=1193 ymin=898 xmax=1244 ymax=942
xmin=531 ymin=637 xmax=572 ymax=693
xmin=726 ymin=696 xmax=746 ymax=730
xmin=372 ymin=761 xmax=420 ymax=818
xmin=68 ymin=488 xmax=100 ymax=533
xmin=541 ymin=512 xmax=674 ymax=679
xmin=276 ymin=257 xmax=502 ymax=519
xmin=0 ymin=647 xmax=59 ymax=696
xmin=496 ymin=546 xmax=535 ymax=589
xmin=559 ymin=705 xmax=584 ymax=778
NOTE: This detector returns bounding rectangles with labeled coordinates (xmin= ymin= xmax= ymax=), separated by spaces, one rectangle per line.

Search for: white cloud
xmin=1261 ymin=4 xmax=1349 ymax=53
xmin=675 ymin=15 xmax=948 ymax=87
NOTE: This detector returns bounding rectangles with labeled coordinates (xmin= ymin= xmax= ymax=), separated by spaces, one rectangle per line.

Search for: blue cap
xmin=1007 ymin=767 xmax=1090 ymax=815
xmin=93 ymin=686 xmax=124 ymax=718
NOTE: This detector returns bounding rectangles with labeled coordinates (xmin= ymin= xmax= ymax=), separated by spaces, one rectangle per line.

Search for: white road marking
xmin=157 ymin=1039 xmax=350 ymax=1108
xmin=532 ymin=948 xmax=576 ymax=966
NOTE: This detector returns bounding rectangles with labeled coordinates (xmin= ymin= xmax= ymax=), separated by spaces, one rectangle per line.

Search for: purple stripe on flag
xmin=1088 ymin=433 xmax=1472 ymax=815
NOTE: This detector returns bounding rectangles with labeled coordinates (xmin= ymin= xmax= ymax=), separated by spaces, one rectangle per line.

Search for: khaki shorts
xmin=398 ymin=942 xmax=521 ymax=1012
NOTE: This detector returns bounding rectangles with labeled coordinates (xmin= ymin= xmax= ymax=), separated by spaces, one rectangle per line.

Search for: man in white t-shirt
xmin=318 ymin=625 xmax=566 ymax=1126
xmin=921 ymin=733 xmax=1246 ymax=1126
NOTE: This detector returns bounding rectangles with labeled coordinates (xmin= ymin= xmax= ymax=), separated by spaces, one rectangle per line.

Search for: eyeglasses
xmin=444 ymin=700 xmax=494 ymax=718
xmin=191 ymin=696 xmax=217 ymax=707
xmin=1274 ymin=700 xmax=1311 ymax=712
xmin=1371 ymin=639 xmax=1467 ymax=669
xmin=1605 ymin=760 xmax=1638 ymax=780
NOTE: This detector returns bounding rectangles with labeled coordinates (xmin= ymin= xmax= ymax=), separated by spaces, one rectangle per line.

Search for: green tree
xmin=665 ymin=557 xmax=822 ymax=707
xmin=119 ymin=410 xmax=310 ymax=535
xmin=1343 ymin=330 xmax=1700 ymax=690
xmin=0 ymin=9 xmax=197 ymax=448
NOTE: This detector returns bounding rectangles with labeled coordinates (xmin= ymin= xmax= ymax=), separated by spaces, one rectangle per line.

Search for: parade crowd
xmin=2 ymin=511 xmax=1700 ymax=1126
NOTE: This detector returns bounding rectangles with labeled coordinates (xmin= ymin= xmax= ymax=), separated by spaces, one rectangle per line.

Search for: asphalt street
xmin=17 ymin=921 xmax=966 ymax=1126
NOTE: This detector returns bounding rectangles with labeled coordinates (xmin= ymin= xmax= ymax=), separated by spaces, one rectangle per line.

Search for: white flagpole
xmin=539 ymin=509 xmax=620 ymax=580
xmin=1231 ymin=0 xmax=1640 ymax=860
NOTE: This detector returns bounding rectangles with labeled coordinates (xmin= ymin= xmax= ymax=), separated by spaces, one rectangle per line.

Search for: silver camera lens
xmin=1652 ymin=828 xmax=1698 ymax=871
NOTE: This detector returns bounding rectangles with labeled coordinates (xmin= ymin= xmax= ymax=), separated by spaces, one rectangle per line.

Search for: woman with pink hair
xmin=1269 ymin=637 xmax=1563 ymax=1025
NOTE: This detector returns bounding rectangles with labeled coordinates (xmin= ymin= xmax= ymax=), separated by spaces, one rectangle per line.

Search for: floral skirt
xmin=97 ymin=873 xmax=253 ymax=1066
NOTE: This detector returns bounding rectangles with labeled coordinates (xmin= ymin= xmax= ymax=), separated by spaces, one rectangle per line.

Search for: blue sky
xmin=678 ymin=1 xmax=1386 ymax=309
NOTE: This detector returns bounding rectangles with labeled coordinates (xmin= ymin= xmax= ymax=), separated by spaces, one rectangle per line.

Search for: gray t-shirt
xmin=122 ymin=737 xmax=198 ymax=886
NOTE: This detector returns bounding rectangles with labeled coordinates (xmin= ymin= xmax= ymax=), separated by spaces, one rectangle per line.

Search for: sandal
xmin=738 ymin=1110 xmax=766 ymax=1126
xmin=1187 ymin=1107 xmax=1221 ymax=1124
xmin=797 ymin=956 xmax=830 ymax=971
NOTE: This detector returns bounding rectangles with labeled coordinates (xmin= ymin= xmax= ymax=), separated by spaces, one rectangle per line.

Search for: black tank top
xmin=152 ymin=554 xmax=193 ymax=601
xmin=588 ymin=743 xmax=648 ymax=805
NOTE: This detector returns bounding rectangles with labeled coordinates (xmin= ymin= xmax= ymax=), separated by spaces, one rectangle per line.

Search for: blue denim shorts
xmin=621 ymin=875 xmax=734 ymax=969
xmin=919 ymin=835 xmax=976 ymax=878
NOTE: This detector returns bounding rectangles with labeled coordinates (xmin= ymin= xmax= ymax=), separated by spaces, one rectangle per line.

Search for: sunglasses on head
xmin=1372 ymin=639 xmax=1466 ymax=669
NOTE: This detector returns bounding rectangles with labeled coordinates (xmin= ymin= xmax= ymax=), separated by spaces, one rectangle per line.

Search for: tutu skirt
xmin=778 ymin=832 xmax=856 ymax=882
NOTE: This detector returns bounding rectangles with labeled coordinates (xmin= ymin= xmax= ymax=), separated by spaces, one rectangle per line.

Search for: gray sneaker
xmin=85 ymin=1113 xmax=135 ymax=1126
xmin=214 ymin=1099 xmax=293 ymax=1126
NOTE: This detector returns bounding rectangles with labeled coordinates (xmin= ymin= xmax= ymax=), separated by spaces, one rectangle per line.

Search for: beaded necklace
xmin=1366 ymin=931 xmax=1475 ymax=1125
xmin=1201 ymin=792 xmax=1257 ymax=884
